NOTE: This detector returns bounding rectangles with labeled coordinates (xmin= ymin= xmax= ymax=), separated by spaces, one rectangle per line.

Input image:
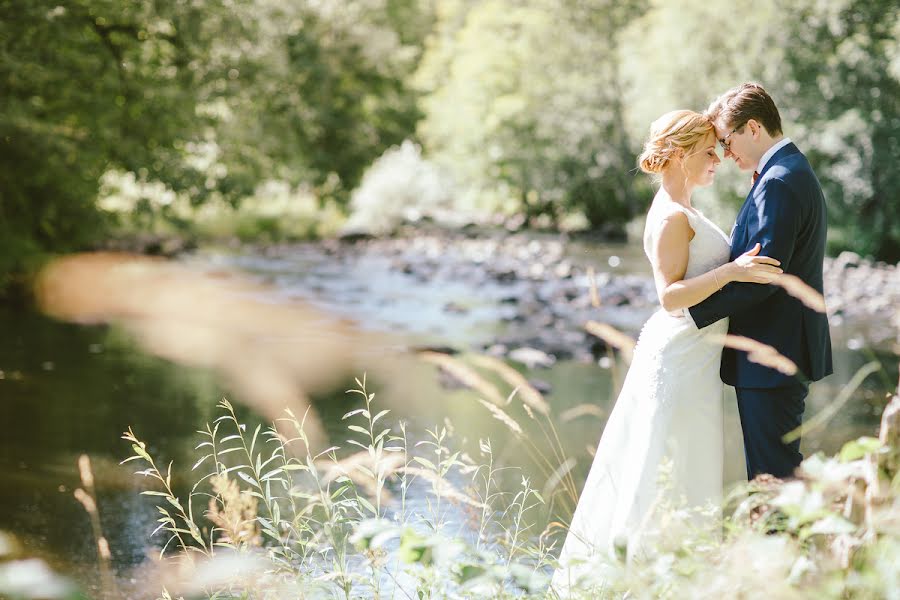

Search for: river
xmin=0 ymin=233 xmax=896 ymax=596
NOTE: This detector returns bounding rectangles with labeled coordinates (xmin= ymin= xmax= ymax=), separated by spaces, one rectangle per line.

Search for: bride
xmin=551 ymin=110 xmax=782 ymax=593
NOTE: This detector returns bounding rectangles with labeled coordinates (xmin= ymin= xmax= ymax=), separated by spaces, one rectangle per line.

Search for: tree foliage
xmin=416 ymin=0 xmax=647 ymax=228
xmin=0 ymin=0 xmax=431 ymax=291
xmin=1 ymin=0 xmax=898 ymax=294
xmin=0 ymin=0 xmax=249 ymax=289
xmin=777 ymin=0 xmax=900 ymax=260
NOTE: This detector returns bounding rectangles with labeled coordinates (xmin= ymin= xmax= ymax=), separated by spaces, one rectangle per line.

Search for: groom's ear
xmin=747 ymin=119 xmax=761 ymax=139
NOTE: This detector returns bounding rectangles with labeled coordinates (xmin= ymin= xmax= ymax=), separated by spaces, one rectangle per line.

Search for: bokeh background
xmin=2 ymin=0 xmax=899 ymax=279
xmin=1 ymin=1 xmax=898 ymax=597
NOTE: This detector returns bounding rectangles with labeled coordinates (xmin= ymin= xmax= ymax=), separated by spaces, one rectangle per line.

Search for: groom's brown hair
xmin=706 ymin=83 xmax=783 ymax=136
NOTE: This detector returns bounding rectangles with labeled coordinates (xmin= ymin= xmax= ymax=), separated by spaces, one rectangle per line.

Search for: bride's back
xmin=643 ymin=199 xmax=731 ymax=280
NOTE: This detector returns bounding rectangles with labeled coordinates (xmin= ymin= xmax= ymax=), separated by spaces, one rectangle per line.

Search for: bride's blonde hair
xmin=638 ymin=110 xmax=714 ymax=174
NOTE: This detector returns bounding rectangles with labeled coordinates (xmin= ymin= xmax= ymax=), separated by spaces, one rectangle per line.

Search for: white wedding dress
xmin=552 ymin=201 xmax=731 ymax=593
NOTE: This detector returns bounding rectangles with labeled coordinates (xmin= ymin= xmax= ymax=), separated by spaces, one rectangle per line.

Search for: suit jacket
xmin=688 ymin=142 xmax=833 ymax=388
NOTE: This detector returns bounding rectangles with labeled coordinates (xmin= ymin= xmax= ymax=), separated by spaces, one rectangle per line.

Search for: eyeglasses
xmin=719 ymin=123 xmax=746 ymax=152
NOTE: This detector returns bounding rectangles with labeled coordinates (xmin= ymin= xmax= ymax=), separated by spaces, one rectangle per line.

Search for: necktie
xmin=752 ymin=171 xmax=760 ymax=184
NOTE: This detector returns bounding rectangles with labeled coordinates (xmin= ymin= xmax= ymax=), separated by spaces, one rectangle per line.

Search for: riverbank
xmin=226 ymin=227 xmax=899 ymax=367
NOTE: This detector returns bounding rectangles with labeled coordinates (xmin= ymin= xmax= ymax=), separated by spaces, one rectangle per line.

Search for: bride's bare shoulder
xmin=648 ymin=198 xmax=695 ymax=239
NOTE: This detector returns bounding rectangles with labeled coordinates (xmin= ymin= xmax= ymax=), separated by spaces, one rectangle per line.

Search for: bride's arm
xmin=650 ymin=212 xmax=782 ymax=312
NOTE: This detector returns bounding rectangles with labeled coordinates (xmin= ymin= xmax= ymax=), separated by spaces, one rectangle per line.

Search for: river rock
xmin=508 ymin=347 xmax=556 ymax=369
xmin=443 ymin=302 xmax=469 ymax=314
xmin=528 ymin=378 xmax=552 ymax=395
xmin=484 ymin=344 xmax=508 ymax=357
xmin=492 ymin=268 xmax=518 ymax=283
xmin=338 ymin=229 xmax=375 ymax=243
xmin=239 ymin=227 xmax=899 ymax=366
xmin=833 ymin=251 xmax=862 ymax=270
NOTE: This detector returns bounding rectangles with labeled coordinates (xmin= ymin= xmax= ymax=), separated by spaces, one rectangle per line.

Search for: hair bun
xmin=638 ymin=141 xmax=674 ymax=174
xmin=637 ymin=110 xmax=713 ymax=175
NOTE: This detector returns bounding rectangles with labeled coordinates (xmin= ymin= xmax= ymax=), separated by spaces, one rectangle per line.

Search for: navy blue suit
xmin=689 ymin=142 xmax=833 ymax=479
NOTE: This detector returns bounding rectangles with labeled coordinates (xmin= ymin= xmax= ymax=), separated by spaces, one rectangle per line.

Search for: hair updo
xmin=638 ymin=110 xmax=714 ymax=174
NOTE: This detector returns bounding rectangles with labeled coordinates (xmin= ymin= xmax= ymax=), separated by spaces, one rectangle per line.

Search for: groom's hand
xmin=726 ymin=243 xmax=783 ymax=284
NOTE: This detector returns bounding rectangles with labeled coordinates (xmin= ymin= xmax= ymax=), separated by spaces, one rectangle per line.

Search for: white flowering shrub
xmin=343 ymin=140 xmax=453 ymax=235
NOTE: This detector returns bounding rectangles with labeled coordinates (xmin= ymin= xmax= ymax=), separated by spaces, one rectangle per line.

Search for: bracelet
xmin=713 ymin=267 xmax=722 ymax=289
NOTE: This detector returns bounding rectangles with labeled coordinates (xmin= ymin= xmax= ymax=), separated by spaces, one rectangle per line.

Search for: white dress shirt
xmin=681 ymin=137 xmax=793 ymax=325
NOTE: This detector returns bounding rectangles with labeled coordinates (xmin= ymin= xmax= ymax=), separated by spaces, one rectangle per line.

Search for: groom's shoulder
xmin=762 ymin=152 xmax=822 ymax=205
xmin=772 ymin=146 xmax=809 ymax=172
xmin=769 ymin=150 xmax=816 ymax=186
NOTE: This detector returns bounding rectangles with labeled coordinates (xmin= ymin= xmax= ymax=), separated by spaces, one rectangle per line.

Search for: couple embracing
xmin=553 ymin=83 xmax=833 ymax=590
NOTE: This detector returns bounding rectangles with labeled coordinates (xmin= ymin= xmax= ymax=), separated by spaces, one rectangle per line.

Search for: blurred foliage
xmin=777 ymin=0 xmax=900 ymax=260
xmin=415 ymin=0 xmax=648 ymax=229
xmin=0 ymin=0 xmax=431 ymax=293
xmin=1 ymin=0 xmax=898 ymax=295
xmin=109 ymin=367 xmax=900 ymax=599
xmin=211 ymin=0 xmax=432 ymax=204
xmin=416 ymin=0 xmax=899 ymax=255
xmin=0 ymin=0 xmax=246 ymax=291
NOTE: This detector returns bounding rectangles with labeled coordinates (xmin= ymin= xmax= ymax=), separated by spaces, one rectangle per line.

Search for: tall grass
xmin=114 ymin=368 xmax=566 ymax=598
xmin=109 ymin=354 xmax=900 ymax=600
xmin=8 ymin=355 xmax=894 ymax=599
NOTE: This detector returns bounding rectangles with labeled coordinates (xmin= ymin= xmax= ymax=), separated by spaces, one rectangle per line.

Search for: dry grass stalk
xmin=522 ymin=403 xmax=535 ymax=421
xmin=478 ymin=398 xmax=524 ymax=436
xmin=559 ymin=403 xmax=606 ymax=423
xmin=477 ymin=398 xmax=524 ymax=436
xmin=315 ymin=450 xmax=406 ymax=501
xmin=842 ymin=478 xmax=868 ymax=527
xmin=419 ymin=351 xmax=506 ymax=406
xmin=783 ymin=360 xmax=880 ymax=443
xmin=132 ymin=552 xmax=271 ymax=599
xmin=542 ymin=457 xmax=577 ymax=501
xmin=587 ymin=266 xmax=601 ymax=308
xmin=879 ymin=389 xmax=900 ymax=460
xmin=398 ymin=466 xmax=487 ymax=509
xmin=772 ymin=273 xmax=827 ymax=313
xmin=584 ymin=320 xmax=635 ymax=363
xmin=206 ymin=474 xmax=261 ymax=548
xmin=73 ymin=454 xmax=118 ymax=599
xmin=470 ymin=354 xmax=550 ymax=415
xmin=78 ymin=454 xmax=95 ymax=489
xmin=34 ymin=252 xmax=409 ymax=450
xmin=73 ymin=487 xmax=97 ymax=517
xmin=873 ymin=390 xmax=900 ymax=498
xmin=710 ymin=334 xmax=798 ymax=376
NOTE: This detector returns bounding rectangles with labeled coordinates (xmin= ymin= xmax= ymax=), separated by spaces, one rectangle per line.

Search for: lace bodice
xmin=643 ymin=201 xmax=731 ymax=279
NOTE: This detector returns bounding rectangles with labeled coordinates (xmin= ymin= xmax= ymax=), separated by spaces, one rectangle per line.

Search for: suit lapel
xmin=731 ymin=142 xmax=801 ymax=245
xmin=745 ymin=143 xmax=800 ymax=198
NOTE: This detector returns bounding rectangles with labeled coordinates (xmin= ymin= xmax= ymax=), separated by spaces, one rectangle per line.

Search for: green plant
xmin=118 ymin=362 xmax=900 ymax=599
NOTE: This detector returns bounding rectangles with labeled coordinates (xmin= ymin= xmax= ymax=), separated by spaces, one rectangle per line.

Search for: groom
xmin=687 ymin=83 xmax=833 ymax=480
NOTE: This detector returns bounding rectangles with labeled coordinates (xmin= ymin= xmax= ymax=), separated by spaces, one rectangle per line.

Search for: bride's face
xmin=682 ymin=133 xmax=721 ymax=187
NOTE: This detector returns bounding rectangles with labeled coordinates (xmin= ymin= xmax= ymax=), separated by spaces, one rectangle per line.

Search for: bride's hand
xmin=722 ymin=243 xmax=783 ymax=283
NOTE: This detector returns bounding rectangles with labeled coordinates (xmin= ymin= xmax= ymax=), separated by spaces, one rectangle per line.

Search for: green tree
xmin=0 ymin=0 xmax=433 ymax=294
xmin=617 ymin=0 xmax=783 ymax=225
xmin=416 ymin=0 xmax=647 ymax=229
xmin=777 ymin=0 xmax=900 ymax=260
xmin=219 ymin=0 xmax=432 ymax=204
xmin=0 ymin=0 xmax=249 ymax=291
